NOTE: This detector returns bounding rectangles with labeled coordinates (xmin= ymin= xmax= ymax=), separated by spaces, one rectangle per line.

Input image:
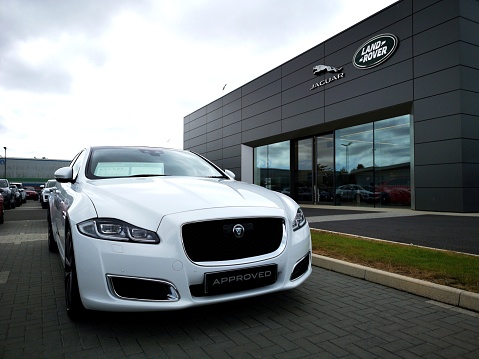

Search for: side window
xmin=71 ymin=150 xmax=87 ymax=180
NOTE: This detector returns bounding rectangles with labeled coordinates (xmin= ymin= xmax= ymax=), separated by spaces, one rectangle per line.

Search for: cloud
xmin=0 ymin=0 xmax=397 ymax=160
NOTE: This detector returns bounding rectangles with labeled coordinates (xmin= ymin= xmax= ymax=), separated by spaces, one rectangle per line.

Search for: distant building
xmin=0 ymin=157 xmax=70 ymax=187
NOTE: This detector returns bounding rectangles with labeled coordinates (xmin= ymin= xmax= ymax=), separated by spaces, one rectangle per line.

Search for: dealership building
xmin=184 ymin=0 xmax=479 ymax=213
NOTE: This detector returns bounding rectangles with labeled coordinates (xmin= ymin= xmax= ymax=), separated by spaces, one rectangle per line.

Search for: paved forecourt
xmin=0 ymin=202 xmax=478 ymax=358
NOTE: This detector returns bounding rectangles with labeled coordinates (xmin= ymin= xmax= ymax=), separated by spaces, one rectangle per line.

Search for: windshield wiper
xmin=127 ymin=174 xmax=170 ymax=178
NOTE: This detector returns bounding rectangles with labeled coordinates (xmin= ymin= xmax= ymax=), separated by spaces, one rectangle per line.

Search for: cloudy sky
xmin=1 ymin=0 xmax=397 ymax=161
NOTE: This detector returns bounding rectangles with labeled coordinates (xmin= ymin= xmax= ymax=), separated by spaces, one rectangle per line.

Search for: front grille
xmin=182 ymin=217 xmax=284 ymax=262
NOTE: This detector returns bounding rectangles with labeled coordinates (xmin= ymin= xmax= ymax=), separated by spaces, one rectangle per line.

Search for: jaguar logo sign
xmin=310 ymin=64 xmax=345 ymax=90
xmin=352 ymin=33 xmax=398 ymax=69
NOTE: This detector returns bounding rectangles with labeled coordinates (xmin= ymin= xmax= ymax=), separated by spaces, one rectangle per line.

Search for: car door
xmin=54 ymin=150 xmax=87 ymax=255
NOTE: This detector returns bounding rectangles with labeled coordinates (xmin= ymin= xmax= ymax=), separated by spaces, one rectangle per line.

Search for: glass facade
xmin=254 ymin=115 xmax=411 ymax=208
xmin=253 ymin=141 xmax=290 ymax=194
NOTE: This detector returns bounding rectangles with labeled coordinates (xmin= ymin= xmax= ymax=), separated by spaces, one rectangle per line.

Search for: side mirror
xmin=224 ymin=169 xmax=235 ymax=179
xmin=55 ymin=167 xmax=74 ymax=183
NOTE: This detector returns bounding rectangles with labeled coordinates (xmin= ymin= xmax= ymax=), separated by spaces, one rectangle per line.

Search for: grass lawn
xmin=311 ymin=229 xmax=479 ymax=293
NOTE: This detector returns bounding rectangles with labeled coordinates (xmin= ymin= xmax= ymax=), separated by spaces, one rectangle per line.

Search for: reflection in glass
xmin=375 ymin=116 xmax=411 ymax=206
xmin=295 ymin=138 xmax=313 ymax=202
xmin=316 ymin=134 xmax=334 ymax=203
xmin=254 ymin=141 xmax=290 ymax=195
xmin=334 ymin=116 xmax=411 ymax=207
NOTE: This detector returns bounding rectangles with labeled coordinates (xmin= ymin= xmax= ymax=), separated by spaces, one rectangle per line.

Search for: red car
xmin=377 ymin=178 xmax=411 ymax=205
xmin=24 ymin=186 xmax=39 ymax=201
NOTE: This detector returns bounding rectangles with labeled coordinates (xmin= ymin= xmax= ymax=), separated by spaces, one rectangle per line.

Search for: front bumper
xmin=72 ymin=207 xmax=312 ymax=312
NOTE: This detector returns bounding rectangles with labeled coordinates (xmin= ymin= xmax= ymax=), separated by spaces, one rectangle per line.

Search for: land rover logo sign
xmin=353 ymin=33 xmax=398 ymax=69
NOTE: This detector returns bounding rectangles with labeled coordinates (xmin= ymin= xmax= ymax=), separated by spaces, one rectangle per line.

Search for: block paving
xmin=1 ymin=205 xmax=478 ymax=358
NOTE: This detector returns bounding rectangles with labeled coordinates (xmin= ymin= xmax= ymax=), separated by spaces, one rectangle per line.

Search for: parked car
xmin=376 ymin=178 xmax=411 ymax=205
xmin=11 ymin=182 xmax=26 ymax=203
xmin=9 ymin=184 xmax=22 ymax=207
xmin=48 ymin=146 xmax=311 ymax=319
xmin=0 ymin=193 xmax=4 ymax=224
xmin=0 ymin=179 xmax=15 ymax=209
xmin=24 ymin=186 xmax=39 ymax=201
xmin=335 ymin=184 xmax=380 ymax=203
xmin=40 ymin=179 xmax=57 ymax=209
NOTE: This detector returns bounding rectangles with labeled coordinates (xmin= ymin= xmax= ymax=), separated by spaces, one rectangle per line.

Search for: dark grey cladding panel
xmin=223 ymin=132 xmax=241 ymax=147
xmin=242 ymin=80 xmax=281 ymax=108
xmin=413 ymin=0 xmax=439 ymax=12
xmin=415 ymin=67 xmax=479 ymax=100
xmin=415 ymin=139 xmax=464 ymax=165
xmin=207 ymin=98 xmax=222 ymax=113
xmin=207 ymin=128 xmax=222 ymax=142
xmin=325 ymin=81 xmax=413 ymax=122
xmin=223 ymin=87 xmax=241 ymax=105
xmin=282 ymin=44 xmax=325 ymax=77
xmin=414 ymin=115 xmax=463 ymax=143
xmin=211 ymin=158 xmax=224 ymax=169
xmin=207 ymin=117 xmax=222 ymax=132
xmin=187 ymin=143 xmax=207 ymax=154
xmin=325 ymin=60 xmax=413 ymax=106
xmin=207 ymin=107 xmax=222 ymax=123
xmin=463 ymin=115 xmax=479 ymax=140
xmin=242 ymin=121 xmax=282 ymax=143
xmin=282 ymin=93 xmax=323 ymax=120
xmin=282 ymin=80 xmax=323 ymax=105
xmin=223 ymin=121 xmax=241 ymax=137
xmin=413 ymin=0 xmax=460 ymax=34
xmin=222 ymin=144 xmax=241 ymax=159
xmin=187 ymin=133 xmax=207 ymax=148
xmin=325 ymin=0 xmax=411 ymax=55
xmin=222 ymin=156 xmax=241 ymax=171
xmin=282 ymin=64 xmax=320 ymax=92
xmin=207 ymin=138 xmax=223 ymax=152
xmin=241 ymin=94 xmax=281 ymax=125
xmin=413 ymin=42 xmax=461 ymax=77
xmin=415 ymin=187 xmax=466 ymax=212
xmin=464 ymin=139 xmax=479 ymax=163
xmin=188 ymin=114 xmax=206 ymax=131
xmin=282 ymin=108 xmax=323 ymax=133
xmin=415 ymin=163 xmax=464 ymax=188
xmin=223 ymin=98 xmax=241 ymax=117
xmin=188 ymin=124 xmax=206 ymax=139
xmin=461 ymin=18 xmax=479 ymax=46
xmin=462 ymin=42 xmax=479 ymax=70
xmin=223 ymin=110 xmax=241 ymax=127
xmin=462 ymin=0 xmax=479 ymax=21
xmin=242 ymin=67 xmax=282 ymax=96
xmin=413 ymin=19 xmax=461 ymax=56
xmin=206 ymin=148 xmax=222 ymax=162
xmin=186 ymin=106 xmax=207 ymax=122
xmin=414 ymin=90 xmax=479 ymax=122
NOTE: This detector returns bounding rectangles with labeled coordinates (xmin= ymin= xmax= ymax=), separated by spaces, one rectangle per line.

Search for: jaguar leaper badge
xmin=352 ymin=33 xmax=398 ymax=69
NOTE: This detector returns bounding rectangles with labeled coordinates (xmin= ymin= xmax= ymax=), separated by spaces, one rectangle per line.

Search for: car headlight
xmin=292 ymin=208 xmax=307 ymax=231
xmin=78 ymin=218 xmax=160 ymax=244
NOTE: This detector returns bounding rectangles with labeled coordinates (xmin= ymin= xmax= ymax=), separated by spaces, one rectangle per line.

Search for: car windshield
xmin=86 ymin=147 xmax=226 ymax=179
xmin=0 ymin=180 xmax=7 ymax=187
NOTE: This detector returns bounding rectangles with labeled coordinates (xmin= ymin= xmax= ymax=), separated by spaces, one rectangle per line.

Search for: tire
xmin=47 ymin=212 xmax=58 ymax=253
xmin=65 ymin=227 xmax=85 ymax=320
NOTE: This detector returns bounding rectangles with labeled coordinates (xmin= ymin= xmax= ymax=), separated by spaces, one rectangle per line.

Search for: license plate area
xmin=204 ymin=264 xmax=277 ymax=295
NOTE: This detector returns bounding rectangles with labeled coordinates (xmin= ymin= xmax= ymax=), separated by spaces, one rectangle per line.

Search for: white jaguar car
xmin=48 ymin=146 xmax=311 ymax=319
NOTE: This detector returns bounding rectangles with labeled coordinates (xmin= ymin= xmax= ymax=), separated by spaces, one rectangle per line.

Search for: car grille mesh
xmin=182 ymin=217 xmax=284 ymax=262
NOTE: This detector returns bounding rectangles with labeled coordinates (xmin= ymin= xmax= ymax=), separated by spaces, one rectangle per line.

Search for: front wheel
xmin=65 ymin=227 xmax=85 ymax=320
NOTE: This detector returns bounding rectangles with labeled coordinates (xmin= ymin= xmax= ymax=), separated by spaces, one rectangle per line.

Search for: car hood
xmin=81 ymin=176 xmax=291 ymax=227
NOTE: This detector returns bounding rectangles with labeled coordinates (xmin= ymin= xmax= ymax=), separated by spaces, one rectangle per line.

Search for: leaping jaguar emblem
xmin=312 ymin=65 xmax=343 ymax=76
